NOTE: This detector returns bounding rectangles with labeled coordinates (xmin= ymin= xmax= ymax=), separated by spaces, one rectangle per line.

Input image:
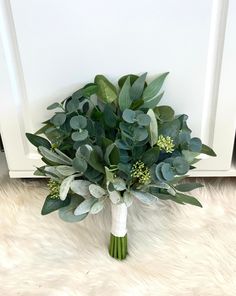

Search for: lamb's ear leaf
xmin=59 ymin=195 xmax=88 ymax=222
xmin=201 ymin=144 xmax=217 ymax=157
xmin=175 ymin=183 xmax=203 ymax=192
xmin=95 ymin=75 xmax=117 ymax=103
xmin=41 ymin=195 xmax=71 ymax=215
xmin=26 ymin=133 xmax=51 ymax=149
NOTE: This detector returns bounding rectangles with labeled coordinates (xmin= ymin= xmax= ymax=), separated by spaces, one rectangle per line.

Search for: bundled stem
xmin=109 ymin=233 xmax=128 ymax=260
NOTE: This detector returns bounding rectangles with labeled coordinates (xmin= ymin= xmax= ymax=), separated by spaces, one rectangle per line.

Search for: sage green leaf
xmin=133 ymin=127 xmax=148 ymax=142
xmin=59 ymin=175 xmax=75 ymax=200
xmin=175 ymin=193 xmax=202 ymax=207
xmin=89 ymin=184 xmax=106 ymax=198
xmin=39 ymin=146 xmax=71 ymax=165
xmin=118 ymin=76 xmax=131 ymax=111
xmin=189 ymin=137 xmax=202 ymax=152
xmin=72 ymin=89 xmax=83 ymax=100
xmin=175 ymin=183 xmax=203 ymax=192
xmin=155 ymin=105 xmax=174 ymax=122
xmin=103 ymin=104 xmax=118 ymax=128
xmin=118 ymin=74 xmax=139 ymax=88
xmin=71 ymin=130 xmax=88 ymax=141
xmin=82 ymin=83 xmax=98 ymax=97
xmin=90 ymin=200 xmax=105 ymax=214
xmin=50 ymin=113 xmax=66 ymax=126
xmin=70 ymin=115 xmax=87 ymax=130
xmin=108 ymin=190 xmax=121 ymax=204
xmin=74 ymin=197 xmax=96 ymax=215
xmin=70 ymin=180 xmax=91 ymax=196
xmin=143 ymin=72 xmax=169 ymax=102
xmin=26 ymin=133 xmax=51 ymax=149
xmin=201 ymin=144 xmax=216 ymax=156
xmin=123 ymin=191 xmax=133 ymax=207
xmin=131 ymin=190 xmax=156 ymax=205
xmin=173 ymin=157 xmax=189 ymax=175
xmin=142 ymin=92 xmax=164 ymax=109
xmin=105 ymin=144 xmax=120 ymax=165
xmin=56 ymin=165 xmax=76 ymax=176
xmin=72 ymin=157 xmax=87 ymax=173
xmin=112 ymin=178 xmax=126 ymax=191
xmin=55 ymin=149 xmax=73 ymax=165
xmin=95 ymin=75 xmax=117 ymax=103
xmin=122 ymin=109 xmax=136 ymax=123
xmin=130 ymin=72 xmax=147 ymax=101
xmin=147 ymin=109 xmax=158 ymax=147
xmin=47 ymin=102 xmax=62 ymax=110
xmin=161 ymin=163 xmax=175 ymax=181
xmin=155 ymin=163 xmax=166 ymax=181
xmin=136 ymin=114 xmax=151 ymax=126
xmin=41 ymin=195 xmax=71 ymax=215
xmin=142 ymin=147 xmax=160 ymax=167
xmin=182 ymin=150 xmax=199 ymax=163
xmin=59 ymin=195 xmax=88 ymax=222
xmin=66 ymin=97 xmax=80 ymax=113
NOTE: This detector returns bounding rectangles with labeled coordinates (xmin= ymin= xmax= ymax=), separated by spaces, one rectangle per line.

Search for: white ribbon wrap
xmin=111 ymin=203 xmax=128 ymax=237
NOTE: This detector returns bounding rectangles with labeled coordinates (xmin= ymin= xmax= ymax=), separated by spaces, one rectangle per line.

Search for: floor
xmin=0 ymin=153 xmax=236 ymax=295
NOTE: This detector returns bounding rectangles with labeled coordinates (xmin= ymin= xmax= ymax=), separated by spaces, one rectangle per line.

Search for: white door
xmin=0 ymin=0 xmax=235 ymax=177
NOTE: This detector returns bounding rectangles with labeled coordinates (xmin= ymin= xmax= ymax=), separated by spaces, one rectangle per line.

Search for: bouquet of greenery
xmin=26 ymin=72 xmax=216 ymax=260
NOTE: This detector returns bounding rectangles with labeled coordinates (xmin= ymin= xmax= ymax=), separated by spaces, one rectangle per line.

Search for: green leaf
xmin=95 ymin=75 xmax=117 ymax=103
xmin=182 ymin=150 xmax=199 ymax=163
xmin=66 ymin=97 xmax=80 ymax=113
xmin=133 ymin=127 xmax=148 ymax=142
xmin=105 ymin=143 xmax=120 ymax=165
xmin=89 ymin=184 xmax=106 ymax=198
xmin=201 ymin=144 xmax=216 ymax=157
xmin=173 ymin=156 xmax=190 ymax=175
xmin=56 ymin=165 xmax=76 ymax=176
xmin=143 ymin=72 xmax=169 ymax=102
xmin=38 ymin=146 xmax=71 ymax=165
xmin=47 ymin=102 xmax=62 ymax=110
xmin=50 ymin=113 xmax=66 ymax=126
xmin=55 ymin=149 xmax=73 ymax=165
xmin=72 ymin=157 xmax=87 ymax=172
xmin=154 ymin=105 xmax=174 ymax=122
xmin=161 ymin=163 xmax=175 ymax=181
xmin=70 ymin=115 xmax=87 ymax=130
xmin=118 ymin=74 xmax=139 ymax=88
xmin=35 ymin=123 xmax=53 ymax=135
xmin=131 ymin=190 xmax=156 ymax=205
xmin=71 ymin=130 xmax=88 ymax=141
xmin=103 ymin=104 xmax=118 ymax=128
xmin=142 ymin=147 xmax=160 ymax=167
xmin=59 ymin=195 xmax=88 ymax=222
xmin=90 ymin=200 xmax=105 ymax=214
xmin=122 ymin=109 xmax=136 ymax=123
xmin=74 ymin=197 xmax=96 ymax=215
xmin=118 ymin=76 xmax=132 ymax=111
xmin=87 ymin=150 xmax=105 ymax=173
xmin=147 ymin=109 xmax=158 ymax=147
xmin=175 ymin=183 xmax=203 ymax=192
xmin=142 ymin=92 xmax=164 ymax=109
xmin=155 ymin=163 xmax=165 ymax=181
xmin=70 ymin=180 xmax=91 ymax=196
xmin=136 ymin=113 xmax=151 ymax=126
xmin=189 ymin=137 xmax=202 ymax=152
xmin=82 ymin=83 xmax=98 ymax=97
xmin=130 ymin=72 xmax=147 ymax=101
xmin=175 ymin=193 xmax=202 ymax=207
xmin=59 ymin=175 xmax=75 ymax=200
xmin=41 ymin=195 xmax=71 ymax=215
xmin=26 ymin=133 xmax=51 ymax=149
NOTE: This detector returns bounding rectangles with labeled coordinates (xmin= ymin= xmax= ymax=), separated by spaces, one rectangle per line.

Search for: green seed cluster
xmin=157 ymin=135 xmax=175 ymax=153
xmin=131 ymin=161 xmax=151 ymax=184
xmin=48 ymin=179 xmax=60 ymax=199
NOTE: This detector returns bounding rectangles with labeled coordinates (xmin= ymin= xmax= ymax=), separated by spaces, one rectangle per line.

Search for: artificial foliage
xmin=26 ymin=72 xmax=216 ymax=260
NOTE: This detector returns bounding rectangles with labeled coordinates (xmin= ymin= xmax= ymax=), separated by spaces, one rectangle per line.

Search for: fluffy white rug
xmin=0 ymin=174 xmax=236 ymax=296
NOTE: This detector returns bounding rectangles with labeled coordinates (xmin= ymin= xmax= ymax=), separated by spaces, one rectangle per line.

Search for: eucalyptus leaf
xmin=71 ymin=130 xmax=88 ymax=141
xmin=161 ymin=163 xmax=175 ymax=181
xmin=155 ymin=105 xmax=174 ymax=122
xmin=70 ymin=115 xmax=87 ymax=130
xmin=122 ymin=109 xmax=136 ymax=123
xmin=136 ymin=114 xmax=151 ymax=126
xmin=189 ymin=137 xmax=202 ymax=152
xmin=50 ymin=113 xmax=66 ymax=126
xmin=47 ymin=102 xmax=62 ymax=110
xmin=173 ymin=157 xmax=189 ymax=175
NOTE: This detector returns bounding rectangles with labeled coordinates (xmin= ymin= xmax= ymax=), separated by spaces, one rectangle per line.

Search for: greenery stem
xmin=109 ymin=233 xmax=128 ymax=260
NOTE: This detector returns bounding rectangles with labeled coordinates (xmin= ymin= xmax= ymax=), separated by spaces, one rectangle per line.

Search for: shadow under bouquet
xmin=26 ymin=72 xmax=216 ymax=260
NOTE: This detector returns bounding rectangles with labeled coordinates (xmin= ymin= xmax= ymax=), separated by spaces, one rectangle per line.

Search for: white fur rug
xmin=0 ymin=173 xmax=236 ymax=296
